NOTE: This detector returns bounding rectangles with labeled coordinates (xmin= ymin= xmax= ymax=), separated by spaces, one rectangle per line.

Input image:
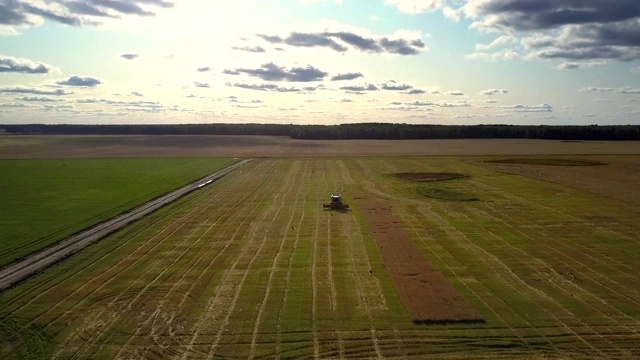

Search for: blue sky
xmin=1 ymin=0 xmax=639 ymax=125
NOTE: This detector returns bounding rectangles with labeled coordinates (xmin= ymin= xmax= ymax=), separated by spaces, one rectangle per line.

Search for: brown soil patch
xmin=356 ymin=199 xmax=484 ymax=323
xmin=394 ymin=172 xmax=468 ymax=182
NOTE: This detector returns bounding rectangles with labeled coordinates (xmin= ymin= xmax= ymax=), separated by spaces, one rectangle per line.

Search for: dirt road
xmin=0 ymin=159 xmax=252 ymax=292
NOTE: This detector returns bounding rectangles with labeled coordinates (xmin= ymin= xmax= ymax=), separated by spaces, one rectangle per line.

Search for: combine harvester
xmin=323 ymin=193 xmax=350 ymax=210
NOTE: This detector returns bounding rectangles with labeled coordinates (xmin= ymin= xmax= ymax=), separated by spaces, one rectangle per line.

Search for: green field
xmin=0 ymin=158 xmax=234 ymax=268
xmin=1 ymin=156 xmax=639 ymax=359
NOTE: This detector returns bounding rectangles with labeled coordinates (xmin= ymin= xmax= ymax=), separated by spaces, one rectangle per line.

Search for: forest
xmin=2 ymin=123 xmax=639 ymax=140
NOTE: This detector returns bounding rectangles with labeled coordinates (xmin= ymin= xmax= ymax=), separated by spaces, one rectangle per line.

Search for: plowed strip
xmin=356 ymin=199 xmax=484 ymax=323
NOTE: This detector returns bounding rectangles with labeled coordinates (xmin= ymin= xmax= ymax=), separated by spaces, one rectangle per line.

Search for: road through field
xmin=0 ymin=159 xmax=251 ymax=292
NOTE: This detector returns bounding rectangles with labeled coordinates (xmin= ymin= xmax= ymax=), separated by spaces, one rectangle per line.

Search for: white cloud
xmin=618 ymin=87 xmax=640 ymax=94
xmin=300 ymin=0 xmax=343 ymax=3
xmin=480 ymin=89 xmax=507 ymax=95
xmin=0 ymin=55 xmax=57 ymax=74
xmin=442 ymin=6 xmax=462 ymax=22
xmin=556 ymin=61 xmax=607 ymax=70
xmin=475 ymin=35 xmax=516 ymax=51
xmin=385 ymin=0 xmax=445 ymax=14
xmin=466 ymin=49 xmax=519 ymax=61
xmin=501 ymin=104 xmax=553 ymax=113
xmin=580 ymin=87 xmax=614 ymax=92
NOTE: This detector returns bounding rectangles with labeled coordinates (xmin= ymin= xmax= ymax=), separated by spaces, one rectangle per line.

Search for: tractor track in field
xmin=167 ymin=161 xmax=275 ymax=359
xmin=502 ymin=215 xmax=640 ymax=303
xmin=323 ymin=160 xmax=345 ymax=359
xmin=113 ymin=161 xmax=267 ymax=358
xmin=0 ymin=159 xmax=251 ymax=293
xmin=4 ymin=170 xmax=230 ymax=315
xmin=459 ymin=208 xmax=640 ymax=356
xmin=57 ymin=162 xmax=264 ymax=359
xmin=28 ymin=169 xmax=238 ymax=325
xmin=401 ymin=207 xmax=566 ymax=354
xmin=467 ymin=205 xmax=640 ymax=328
xmin=339 ymin=213 xmax=383 ymax=360
xmin=472 ymin=180 xmax=640 ymax=304
xmin=350 ymin=160 xmax=407 ymax=358
xmin=274 ymin=160 xmax=311 ymax=359
xmin=310 ymin=160 xmax=325 ymax=359
xmin=62 ymin=162 xmax=264 ymax=358
xmin=329 ymin=161 xmax=385 ymax=359
xmin=138 ymin=161 xmax=269 ymax=356
xmin=201 ymin=160 xmax=296 ymax=359
xmin=480 ymin=203 xmax=640 ymax=293
xmin=426 ymin=202 xmax=612 ymax=357
xmin=176 ymin=160 xmax=290 ymax=358
xmin=476 ymin=178 xmax=640 ymax=263
xmin=54 ymin=194 xmax=227 ymax=359
xmin=248 ymin=160 xmax=307 ymax=359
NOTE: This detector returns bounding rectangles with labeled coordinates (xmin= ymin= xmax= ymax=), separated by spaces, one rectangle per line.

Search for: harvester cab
xmin=323 ymin=193 xmax=350 ymax=210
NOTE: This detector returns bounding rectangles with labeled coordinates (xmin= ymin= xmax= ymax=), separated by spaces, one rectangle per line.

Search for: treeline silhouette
xmin=2 ymin=123 xmax=639 ymax=140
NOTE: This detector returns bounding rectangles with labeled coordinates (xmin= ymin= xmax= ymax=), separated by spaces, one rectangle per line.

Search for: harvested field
xmin=1 ymin=135 xmax=640 ymax=158
xmin=481 ymin=155 xmax=640 ymax=205
xmin=356 ymin=200 xmax=483 ymax=323
xmin=1 ymin=153 xmax=640 ymax=358
xmin=485 ymin=158 xmax=607 ymax=166
xmin=394 ymin=172 xmax=468 ymax=182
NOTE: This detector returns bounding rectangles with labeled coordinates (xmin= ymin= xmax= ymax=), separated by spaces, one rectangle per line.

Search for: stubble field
xmin=0 ymin=136 xmax=639 ymax=359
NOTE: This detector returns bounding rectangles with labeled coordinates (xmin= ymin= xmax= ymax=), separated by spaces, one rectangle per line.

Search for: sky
xmin=1 ymin=0 xmax=640 ymax=125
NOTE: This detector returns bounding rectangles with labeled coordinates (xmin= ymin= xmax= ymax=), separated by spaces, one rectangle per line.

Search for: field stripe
xmin=112 ymin=161 xmax=268 ymax=357
xmin=448 ymin=206 xmax=638 ymax=356
xmin=274 ymin=160 xmax=311 ymax=359
xmin=202 ymin=160 xmax=297 ymax=359
xmin=484 ymin=204 xmax=640 ymax=303
xmin=248 ymin=160 xmax=306 ymax=359
xmin=439 ymin=202 xmax=615 ymax=354
xmin=329 ymin=160 xmax=387 ymax=358
xmin=324 ymin=160 xmax=345 ymax=358
xmin=173 ymin=160 xmax=290 ymax=358
xmin=472 ymin=204 xmax=640 ymax=320
xmin=310 ymin=160 xmax=326 ymax=359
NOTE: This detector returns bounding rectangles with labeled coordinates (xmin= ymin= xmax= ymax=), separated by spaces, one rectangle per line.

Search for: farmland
xmin=1 ymin=152 xmax=639 ymax=359
xmin=0 ymin=158 xmax=234 ymax=268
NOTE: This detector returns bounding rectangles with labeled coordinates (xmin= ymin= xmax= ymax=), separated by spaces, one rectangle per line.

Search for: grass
xmin=0 ymin=312 xmax=54 ymax=360
xmin=0 ymin=158 xmax=234 ymax=268
xmin=0 ymin=156 xmax=639 ymax=358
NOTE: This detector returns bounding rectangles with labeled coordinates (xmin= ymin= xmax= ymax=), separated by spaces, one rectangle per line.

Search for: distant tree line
xmin=2 ymin=123 xmax=639 ymax=140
